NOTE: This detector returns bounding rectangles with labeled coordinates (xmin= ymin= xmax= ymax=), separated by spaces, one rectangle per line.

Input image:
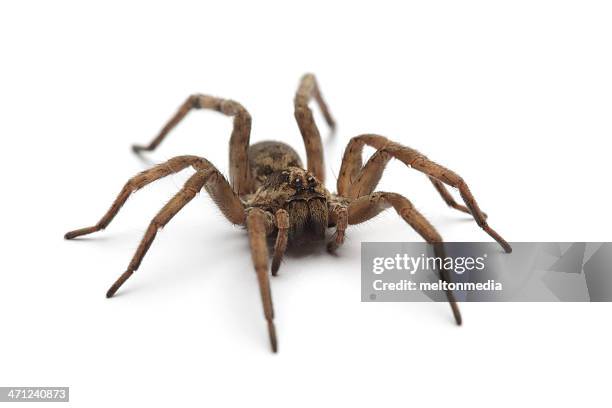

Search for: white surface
xmin=1 ymin=1 xmax=611 ymax=407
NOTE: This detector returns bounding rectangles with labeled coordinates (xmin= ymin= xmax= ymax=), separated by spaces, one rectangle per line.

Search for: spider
xmin=65 ymin=74 xmax=511 ymax=352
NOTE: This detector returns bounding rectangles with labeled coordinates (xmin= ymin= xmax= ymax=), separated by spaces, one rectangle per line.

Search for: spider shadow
xmin=63 ymin=235 xmax=115 ymax=243
xmin=268 ymin=234 xmax=459 ymax=327
xmin=132 ymin=151 xmax=156 ymax=167
xmin=432 ymin=212 xmax=481 ymax=228
xmin=447 ymin=216 xmax=479 ymax=224
xmin=323 ymin=128 xmax=337 ymax=147
xmin=285 ymin=239 xmax=326 ymax=259
xmin=266 ymin=231 xmax=336 ymax=262
xmin=268 ymin=228 xmax=344 ymax=259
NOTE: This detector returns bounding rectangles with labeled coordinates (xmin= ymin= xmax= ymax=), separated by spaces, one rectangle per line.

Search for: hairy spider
xmin=65 ymin=74 xmax=511 ymax=352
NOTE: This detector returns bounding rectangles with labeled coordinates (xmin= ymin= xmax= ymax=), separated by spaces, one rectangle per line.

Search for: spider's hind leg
xmin=131 ymin=94 xmax=254 ymax=195
xmin=294 ymin=73 xmax=336 ymax=183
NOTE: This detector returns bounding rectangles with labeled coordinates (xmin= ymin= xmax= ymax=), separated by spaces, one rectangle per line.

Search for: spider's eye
xmin=293 ymin=177 xmax=303 ymax=190
xmin=307 ymin=176 xmax=315 ymax=185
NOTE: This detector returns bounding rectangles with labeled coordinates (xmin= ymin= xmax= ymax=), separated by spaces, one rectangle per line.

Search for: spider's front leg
xmin=64 ymin=156 xmax=245 ymax=297
xmin=337 ymin=134 xmax=511 ymax=253
xmin=246 ymin=208 xmax=278 ymax=352
xmin=64 ymin=156 xmax=243 ymax=239
xmin=271 ymin=209 xmax=289 ymax=276
xmin=105 ymin=170 xmax=217 ymax=297
xmin=347 ymin=192 xmax=462 ymax=325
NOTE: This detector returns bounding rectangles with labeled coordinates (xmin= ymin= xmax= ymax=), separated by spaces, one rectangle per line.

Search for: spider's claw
xmin=271 ymin=261 xmax=280 ymax=277
xmin=131 ymin=144 xmax=150 ymax=154
xmin=327 ymin=122 xmax=337 ymax=136
xmin=106 ymin=286 xmax=117 ymax=298
xmin=496 ymin=234 xmax=512 ymax=253
xmin=482 ymin=226 xmax=512 ymax=253
xmin=106 ymin=270 xmax=133 ymax=298
xmin=326 ymin=231 xmax=345 ymax=254
xmin=267 ymin=320 xmax=278 ymax=353
xmin=451 ymin=302 xmax=462 ymax=326
xmin=444 ymin=287 xmax=463 ymax=326
xmin=64 ymin=226 xmax=99 ymax=240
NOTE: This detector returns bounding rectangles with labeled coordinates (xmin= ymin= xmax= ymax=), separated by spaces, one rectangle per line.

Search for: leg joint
xmin=275 ymin=209 xmax=290 ymax=230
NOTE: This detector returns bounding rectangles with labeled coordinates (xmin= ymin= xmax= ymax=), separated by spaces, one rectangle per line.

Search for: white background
xmin=1 ymin=1 xmax=611 ymax=407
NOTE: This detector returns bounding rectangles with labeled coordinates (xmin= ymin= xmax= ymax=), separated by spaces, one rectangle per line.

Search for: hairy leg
xmin=336 ymin=134 xmax=387 ymax=196
xmin=347 ymin=148 xmax=392 ymax=199
xmin=132 ymin=94 xmax=253 ymax=194
xmin=271 ymin=209 xmax=289 ymax=276
xmin=106 ymin=168 xmax=244 ymax=297
xmin=347 ymin=192 xmax=462 ymax=325
xmin=338 ymin=136 xmax=465 ymax=210
xmin=428 ymin=177 xmax=471 ymax=215
xmin=345 ymin=147 xmax=476 ymax=216
xmin=294 ymin=73 xmax=336 ymax=183
xmin=246 ymin=208 xmax=278 ymax=352
xmin=338 ymin=134 xmax=510 ymax=253
xmin=65 ymin=156 xmax=244 ymax=239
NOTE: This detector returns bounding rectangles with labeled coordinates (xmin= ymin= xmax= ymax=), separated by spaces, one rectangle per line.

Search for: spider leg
xmin=271 ymin=209 xmax=289 ymax=276
xmin=345 ymin=148 xmax=480 ymax=217
xmin=65 ymin=156 xmax=244 ymax=239
xmin=246 ymin=208 xmax=278 ymax=352
xmin=347 ymin=192 xmax=462 ymax=325
xmin=132 ymin=94 xmax=253 ymax=194
xmin=338 ymin=134 xmax=510 ymax=253
xmin=327 ymin=203 xmax=348 ymax=253
xmin=347 ymin=148 xmax=392 ymax=199
xmin=294 ymin=73 xmax=336 ymax=183
xmin=103 ymin=166 xmax=245 ymax=297
xmin=428 ymin=177 xmax=475 ymax=216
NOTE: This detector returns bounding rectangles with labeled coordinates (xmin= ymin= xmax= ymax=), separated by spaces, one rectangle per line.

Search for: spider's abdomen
xmin=248 ymin=141 xmax=303 ymax=188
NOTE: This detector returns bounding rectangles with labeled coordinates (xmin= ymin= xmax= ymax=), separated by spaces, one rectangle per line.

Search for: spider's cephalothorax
xmin=249 ymin=161 xmax=330 ymax=243
xmin=65 ymin=74 xmax=512 ymax=353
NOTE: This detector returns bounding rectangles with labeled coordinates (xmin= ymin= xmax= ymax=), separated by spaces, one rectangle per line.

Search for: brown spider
xmin=65 ymin=74 xmax=511 ymax=352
